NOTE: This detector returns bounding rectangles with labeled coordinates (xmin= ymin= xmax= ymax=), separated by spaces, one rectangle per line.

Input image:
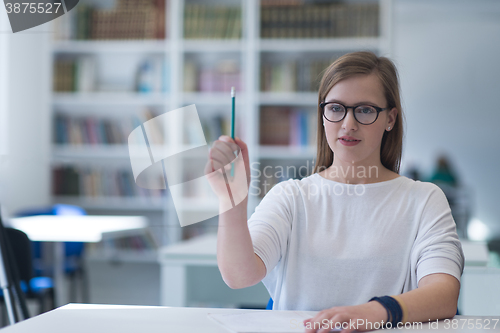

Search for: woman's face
xmin=323 ymin=72 xmax=397 ymax=167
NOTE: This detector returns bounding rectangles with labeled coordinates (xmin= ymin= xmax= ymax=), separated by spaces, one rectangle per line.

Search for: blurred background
xmin=0 ymin=0 xmax=499 ymax=324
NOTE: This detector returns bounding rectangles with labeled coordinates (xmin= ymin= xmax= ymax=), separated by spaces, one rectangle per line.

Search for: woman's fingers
xmin=218 ymin=136 xmax=240 ymax=158
xmin=208 ymin=136 xmax=240 ymax=171
xmin=209 ymin=146 xmax=236 ymax=170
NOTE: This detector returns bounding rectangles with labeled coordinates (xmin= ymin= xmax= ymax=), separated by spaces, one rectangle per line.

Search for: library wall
xmin=393 ymin=0 xmax=500 ymax=238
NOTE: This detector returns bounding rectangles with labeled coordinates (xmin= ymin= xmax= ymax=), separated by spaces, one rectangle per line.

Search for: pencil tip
xmin=231 ymin=87 xmax=235 ymax=97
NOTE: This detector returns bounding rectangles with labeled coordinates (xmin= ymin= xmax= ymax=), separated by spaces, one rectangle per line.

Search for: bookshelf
xmin=49 ymin=0 xmax=393 ymax=249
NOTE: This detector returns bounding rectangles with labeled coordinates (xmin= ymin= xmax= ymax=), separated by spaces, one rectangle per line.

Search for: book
xmin=260 ymin=107 xmax=291 ymax=146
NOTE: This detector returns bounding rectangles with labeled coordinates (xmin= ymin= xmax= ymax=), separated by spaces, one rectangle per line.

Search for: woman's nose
xmin=342 ymin=108 xmax=358 ymax=131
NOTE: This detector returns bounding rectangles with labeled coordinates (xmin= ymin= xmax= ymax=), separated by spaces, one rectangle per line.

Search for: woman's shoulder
xmin=398 ymin=176 xmax=448 ymax=199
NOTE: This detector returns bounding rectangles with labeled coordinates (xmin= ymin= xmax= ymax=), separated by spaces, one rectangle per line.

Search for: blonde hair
xmin=313 ymin=51 xmax=404 ymax=174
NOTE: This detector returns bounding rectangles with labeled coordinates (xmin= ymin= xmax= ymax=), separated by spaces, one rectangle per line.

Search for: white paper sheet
xmin=207 ymin=310 xmax=342 ymax=333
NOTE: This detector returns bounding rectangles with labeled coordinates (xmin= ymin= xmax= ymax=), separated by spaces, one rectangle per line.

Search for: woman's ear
xmin=387 ymin=107 xmax=398 ymax=129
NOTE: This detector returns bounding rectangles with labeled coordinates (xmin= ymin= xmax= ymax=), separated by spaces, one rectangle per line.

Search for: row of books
xmin=184 ymin=4 xmax=241 ymax=39
xmin=101 ymin=233 xmax=159 ymax=251
xmin=260 ymin=107 xmax=316 ymax=146
xmin=54 ymin=0 xmax=166 ymax=40
xmin=261 ymin=0 xmax=304 ymax=5
xmin=260 ymin=58 xmax=333 ymax=92
xmin=260 ymin=3 xmax=379 ymax=38
xmin=54 ymin=57 xmax=96 ymax=93
xmin=54 ymin=111 xmax=232 ymax=146
xmin=185 ymin=114 xmax=232 ymax=145
xmin=52 ymin=165 xmax=165 ymax=198
xmin=53 ymin=57 xmax=167 ymax=93
xmin=54 ymin=108 xmax=161 ymax=145
xmin=54 ymin=115 xmax=133 ymax=145
xmin=184 ymin=59 xmax=241 ymax=93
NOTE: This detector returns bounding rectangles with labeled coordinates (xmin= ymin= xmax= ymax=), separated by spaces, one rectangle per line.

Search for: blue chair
xmin=266 ymin=297 xmax=273 ymax=310
xmin=15 ymin=204 xmax=88 ymax=303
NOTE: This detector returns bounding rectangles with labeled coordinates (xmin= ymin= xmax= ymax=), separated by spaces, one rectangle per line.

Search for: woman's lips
xmin=339 ymin=137 xmax=361 ymax=146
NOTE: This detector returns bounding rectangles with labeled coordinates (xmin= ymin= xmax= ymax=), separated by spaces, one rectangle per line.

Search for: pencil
xmin=230 ymin=87 xmax=235 ymax=177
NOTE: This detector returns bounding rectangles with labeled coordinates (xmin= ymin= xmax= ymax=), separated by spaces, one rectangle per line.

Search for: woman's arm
xmin=207 ymin=136 xmax=266 ymax=289
xmin=304 ymin=272 xmax=459 ymax=333
xmin=217 ymin=196 xmax=267 ymax=289
xmin=394 ymin=273 xmax=460 ymax=323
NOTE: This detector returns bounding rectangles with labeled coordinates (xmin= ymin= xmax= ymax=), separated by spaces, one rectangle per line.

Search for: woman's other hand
xmin=303 ymin=301 xmax=387 ymax=333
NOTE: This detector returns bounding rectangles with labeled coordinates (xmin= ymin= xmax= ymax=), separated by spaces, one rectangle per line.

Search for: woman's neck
xmin=319 ymin=160 xmax=398 ymax=184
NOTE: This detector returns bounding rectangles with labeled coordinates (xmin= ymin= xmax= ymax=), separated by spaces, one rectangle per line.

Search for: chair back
xmin=4 ymin=228 xmax=33 ymax=283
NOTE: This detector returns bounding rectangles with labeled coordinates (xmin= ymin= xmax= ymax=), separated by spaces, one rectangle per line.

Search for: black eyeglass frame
xmin=319 ymin=101 xmax=388 ymax=125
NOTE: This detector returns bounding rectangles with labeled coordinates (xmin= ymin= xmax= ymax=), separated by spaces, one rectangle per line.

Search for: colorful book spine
xmin=261 ymin=107 xmax=317 ymax=147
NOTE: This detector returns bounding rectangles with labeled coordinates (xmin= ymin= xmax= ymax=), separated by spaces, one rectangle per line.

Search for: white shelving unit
xmin=49 ymin=0 xmax=393 ymax=248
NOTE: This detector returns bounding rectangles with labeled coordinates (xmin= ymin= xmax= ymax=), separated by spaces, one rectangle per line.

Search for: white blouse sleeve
xmin=414 ymin=183 xmax=465 ymax=284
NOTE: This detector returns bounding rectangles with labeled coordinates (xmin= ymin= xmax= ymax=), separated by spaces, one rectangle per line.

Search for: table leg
xmin=160 ymin=264 xmax=186 ymax=307
xmin=53 ymin=242 xmax=67 ymax=307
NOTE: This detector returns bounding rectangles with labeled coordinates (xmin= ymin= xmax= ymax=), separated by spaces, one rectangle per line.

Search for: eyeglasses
xmin=319 ymin=101 xmax=388 ymax=125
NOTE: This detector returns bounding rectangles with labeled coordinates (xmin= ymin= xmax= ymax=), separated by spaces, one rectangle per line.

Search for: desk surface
xmin=461 ymin=241 xmax=490 ymax=266
xmin=2 ymin=304 xmax=499 ymax=333
xmin=9 ymin=215 xmax=147 ymax=242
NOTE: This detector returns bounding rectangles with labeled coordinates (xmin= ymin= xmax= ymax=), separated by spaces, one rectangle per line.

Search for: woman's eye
xmin=330 ymin=105 xmax=343 ymax=112
xmin=357 ymin=106 xmax=375 ymax=114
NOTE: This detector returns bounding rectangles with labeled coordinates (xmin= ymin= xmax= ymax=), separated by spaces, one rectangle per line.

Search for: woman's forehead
xmin=325 ymin=73 xmax=385 ymax=104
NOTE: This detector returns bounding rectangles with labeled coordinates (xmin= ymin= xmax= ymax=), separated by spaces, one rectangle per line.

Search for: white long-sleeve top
xmin=248 ymin=173 xmax=464 ymax=311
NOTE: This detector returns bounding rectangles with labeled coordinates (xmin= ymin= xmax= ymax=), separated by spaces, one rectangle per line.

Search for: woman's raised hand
xmin=204 ymin=135 xmax=250 ymax=207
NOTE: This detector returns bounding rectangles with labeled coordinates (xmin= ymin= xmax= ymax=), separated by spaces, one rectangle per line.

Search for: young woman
xmin=205 ymin=51 xmax=464 ymax=333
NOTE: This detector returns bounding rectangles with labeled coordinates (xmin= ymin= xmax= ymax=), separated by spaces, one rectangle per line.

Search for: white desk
xmin=2 ymin=303 xmax=499 ymax=333
xmin=460 ymin=241 xmax=490 ymax=266
xmin=9 ymin=215 xmax=148 ymax=307
xmin=159 ymin=233 xmax=217 ymax=307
